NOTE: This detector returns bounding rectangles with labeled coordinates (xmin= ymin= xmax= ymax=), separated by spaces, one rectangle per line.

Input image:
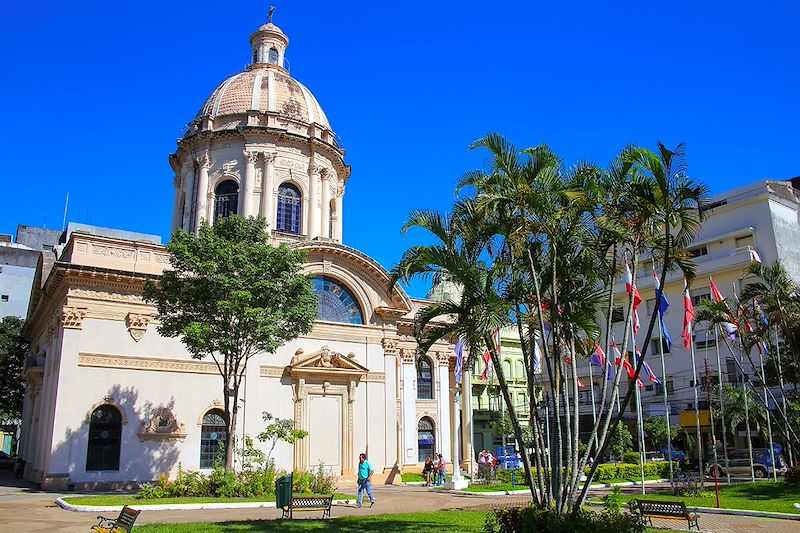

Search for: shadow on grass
xmin=720 ymin=481 xmax=800 ymax=501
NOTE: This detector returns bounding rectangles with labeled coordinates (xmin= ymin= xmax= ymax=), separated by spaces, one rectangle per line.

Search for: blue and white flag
xmin=652 ymin=267 xmax=672 ymax=350
xmin=454 ymin=336 xmax=464 ymax=385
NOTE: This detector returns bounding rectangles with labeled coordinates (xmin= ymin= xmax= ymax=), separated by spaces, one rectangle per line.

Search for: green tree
xmin=258 ymin=411 xmax=308 ymax=465
xmin=607 ymin=423 xmax=633 ymax=458
xmin=0 ymin=316 xmax=27 ymax=422
xmin=643 ymin=415 xmax=681 ymax=451
xmin=143 ymin=216 xmax=317 ymax=468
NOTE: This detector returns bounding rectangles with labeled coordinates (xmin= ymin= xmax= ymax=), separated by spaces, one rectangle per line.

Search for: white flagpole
xmin=628 ymin=307 xmax=646 ymax=494
xmin=731 ymin=281 xmax=755 ymax=483
xmin=654 ymin=262 xmax=673 ymax=484
xmin=714 ymin=327 xmax=731 ymax=484
xmin=688 ymin=318 xmax=704 ymax=484
xmin=773 ymin=324 xmax=793 ymax=465
xmin=587 ymin=358 xmax=599 ymax=450
xmin=757 ymin=346 xmax=776 ymax=481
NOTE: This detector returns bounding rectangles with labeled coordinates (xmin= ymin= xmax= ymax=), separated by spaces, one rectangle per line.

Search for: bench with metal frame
xmin=90 ymin=505 xmax=141 ymax=533
xmin=281 ymin=495 xmax=333 ymax=519
xmin=630 ymin=499 xmax=700 ymax=531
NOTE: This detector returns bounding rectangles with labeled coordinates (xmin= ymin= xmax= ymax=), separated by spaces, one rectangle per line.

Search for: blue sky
xmin=2 ymin=1 xmax=798 ymax=298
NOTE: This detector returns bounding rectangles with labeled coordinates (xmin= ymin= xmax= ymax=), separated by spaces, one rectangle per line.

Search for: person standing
xmin=435 ymin=453 xmax=447 ymax=486
xmin=357 ymin=452 xmax=376 ymax=508
xmin=422 ymin=456 xmax=434 ymax=486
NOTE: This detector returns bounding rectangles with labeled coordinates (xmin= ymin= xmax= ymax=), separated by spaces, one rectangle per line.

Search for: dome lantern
xmin=250 ymin=9 xmax=289 ymax=69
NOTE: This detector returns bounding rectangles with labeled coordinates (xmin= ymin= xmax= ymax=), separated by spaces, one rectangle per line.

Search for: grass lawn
xmin=400 ymin=473 xmax=426 ymax=483
xmin=608 ymin=481 xmax=800 ymax=514
xmin=133 ymin=511 xmax=679 ymax=533
xmin=136 ymin=511 xmax=488 ymax=532
xmin=465 ymin=483 xmax=529 ymax=492
xmin=600 ymin=475 xmax=664 ymax=484
xmin=61 ymin=493 xmax=353 ymax=507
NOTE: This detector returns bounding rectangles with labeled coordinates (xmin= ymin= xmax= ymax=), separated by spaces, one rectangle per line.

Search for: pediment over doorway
xmin=287 ymin=345 xmax=368 ymax=380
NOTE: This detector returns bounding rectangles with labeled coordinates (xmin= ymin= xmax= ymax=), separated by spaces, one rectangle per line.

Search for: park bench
xmin=276 ymin=473 xmax=333 ymax=519
xmin=90 ymin=505 xmax=141 ymax=533
xmin=280 ymin=494 xmax=333 ymax=519
xmin=630 ymin=499 xmax=700 ymax=531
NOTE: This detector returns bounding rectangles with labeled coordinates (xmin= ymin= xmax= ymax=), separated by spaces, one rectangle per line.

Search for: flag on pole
xmin=682 ymin=278 xmax=695 ymax=350
xmin=577 ymin=376 xmax=586 ymax=389
xmin=481 ymin=330 xmax=500 ymax=381
xmin=454 ymin=336 xmax=464 ymax=385
xmin=612 ymin=340 xmax=635 ymax=378
xmin=590 ymin=344 xmax=606 ymax=367
xmin=625 ymin=259 xmax=642 ymax=333
xmin=652 ymin=266 xmax=672 ymax=349
xmin=749 ymin=248 xmax=763 ymax=263
xmin=533 ymin=340 xmax=542 ymax=372
xmin=635 ymin=346 xmax=661 ymax=384
xmin=709 ymin=276 xmax=739 ymax=340
xmin=754 ymin=301 xmax=770 ymax=354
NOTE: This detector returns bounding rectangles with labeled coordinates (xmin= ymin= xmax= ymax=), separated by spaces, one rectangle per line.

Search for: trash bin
xmin=275 ymin=473 xmax=293 ymax=509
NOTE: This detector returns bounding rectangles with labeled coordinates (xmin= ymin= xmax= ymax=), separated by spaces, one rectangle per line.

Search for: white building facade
xmin=19 ymin=19 xmax=455 ymax=490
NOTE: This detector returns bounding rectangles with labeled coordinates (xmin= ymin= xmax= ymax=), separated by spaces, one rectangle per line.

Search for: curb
xmin=56 ymin=497 xmax=354 ymax=513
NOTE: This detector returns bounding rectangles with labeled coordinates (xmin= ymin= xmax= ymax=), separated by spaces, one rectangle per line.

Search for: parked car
xmin=644 ymin=451 xmax=665 ymax=462
xmin=705 ymin=448 xmax=787 ymax=478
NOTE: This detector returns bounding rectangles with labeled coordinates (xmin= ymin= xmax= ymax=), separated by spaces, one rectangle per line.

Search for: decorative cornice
xmin=259 ymin=365 xmax=285 ymax=378
xmin=381 ymin=337 xmax=398 ymax=355
xmin=61 ymin=306 xmax=87 ymax=329
xmin=400 ymin=348 xmax=415 ymax=365
xmin=364 ymin=372 xmax=385 ymax=383
xmin=77 ymin=353 xmax=218 ymax=375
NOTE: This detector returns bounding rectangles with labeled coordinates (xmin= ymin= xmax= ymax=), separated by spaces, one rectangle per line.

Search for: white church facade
xmin=18 ymin=19 xmax=460 ymax=490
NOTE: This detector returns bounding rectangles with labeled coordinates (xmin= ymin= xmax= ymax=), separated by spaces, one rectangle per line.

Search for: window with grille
xmin=200 ymin=410 xmax=227 ymax=469
xmin=417 ymin=417 xmax=435 ymax=462
xmin=276 ymin=183 xmax=301 ymax=234
xmin=213 ymin=180 xmax=239 ymax=221
xmin=417 ymin=358 xmax=434 ymax=400
xmin=86 ymin=405 xmax=122 ymax=471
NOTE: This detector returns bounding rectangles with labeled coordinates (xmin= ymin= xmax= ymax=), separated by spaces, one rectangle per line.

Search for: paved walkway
xmin=0 ymin=479 xmax=797 ymax=532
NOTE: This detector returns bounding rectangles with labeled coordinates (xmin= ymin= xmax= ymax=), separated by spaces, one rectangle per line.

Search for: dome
xmin=197 ymin=68 xmax=331 ymax=130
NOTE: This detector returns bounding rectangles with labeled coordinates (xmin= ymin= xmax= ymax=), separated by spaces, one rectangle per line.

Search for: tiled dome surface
xmin=197 ymin=68 xmax=330 ymax=130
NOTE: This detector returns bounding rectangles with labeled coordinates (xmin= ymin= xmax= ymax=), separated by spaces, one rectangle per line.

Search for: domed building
xmin=18 ymin=17 xmax=460 ymax=490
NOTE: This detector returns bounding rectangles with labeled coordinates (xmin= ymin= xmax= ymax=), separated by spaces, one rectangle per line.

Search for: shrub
xmin=292 ymin=470 xmax=313 ymax=493
xmin=785 ymin=463 xmax=800 ymax=485
xmin=497 ymin=469 xmax=530 ymax=486
xmin=483 ymin=504 xmax=644 ymax=533
xmin=622 ymin=452 xmax=640 ymax=465
xmin=309 ymin=463 xmax=336 ymax=494
xmin=209 ymin=466 xmax=239 ymax=497
xmin=136 ymin=482 xmax=168 ymax=499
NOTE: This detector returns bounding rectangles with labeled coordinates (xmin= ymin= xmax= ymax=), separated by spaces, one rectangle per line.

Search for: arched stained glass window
xmin=417 ymin=357 xmax=433 ymax=399
xmin=86 ymin=405 xmax=122 ymax=471
xmin=200 ymin=410 xmax=227 ymax=469
xmin=312 ymin=276 xmax=364 ymax=324
xmin=277 ymin=183 xmax=301 ymax=234
xmin=417 ymin=417 xmax=435 ymax=463
xmin=213 ymin=180 xmax=239 ymax=221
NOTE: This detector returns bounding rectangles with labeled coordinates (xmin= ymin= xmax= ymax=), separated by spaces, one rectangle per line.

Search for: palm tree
xmin=387 ymin=200 xmax=541 ymax=502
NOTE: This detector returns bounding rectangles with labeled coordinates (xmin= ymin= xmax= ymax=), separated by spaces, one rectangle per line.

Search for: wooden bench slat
xmin=632 ymin=499 xmax=699 ymax=531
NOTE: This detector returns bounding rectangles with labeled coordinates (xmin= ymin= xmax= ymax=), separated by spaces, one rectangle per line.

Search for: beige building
xmin=18 ymin=19 xmax=460 ymax=490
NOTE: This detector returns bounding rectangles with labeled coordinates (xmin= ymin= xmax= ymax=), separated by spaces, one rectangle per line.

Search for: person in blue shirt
xmin=357 ymin=452 xmax=376 ymax=508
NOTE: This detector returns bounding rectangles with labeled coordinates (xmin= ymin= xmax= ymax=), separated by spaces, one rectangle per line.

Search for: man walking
xmin=357 ymin=452 xmax=376 ymax=508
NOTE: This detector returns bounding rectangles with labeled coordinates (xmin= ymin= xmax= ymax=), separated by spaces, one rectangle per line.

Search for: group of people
xmin=478 ymin=449 xmax=499 ymax=480
xmin=422 ymin=453 xmax=448 ymax=486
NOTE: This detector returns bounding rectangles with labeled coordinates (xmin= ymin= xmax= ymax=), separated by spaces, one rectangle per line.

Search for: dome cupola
xmin=250 ymin=18 xmax=289 ymax=69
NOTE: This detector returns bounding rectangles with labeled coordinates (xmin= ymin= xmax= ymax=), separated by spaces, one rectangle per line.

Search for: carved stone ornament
xmin=308 ymin=162 xmax=322 ymax=176
xmin=61 ymin=306 xmax=87 ymax=329
xmin=436 ymin=351 xmax=450 ymax=365
xmin=139 ymin=406 xmax=187 ymax=441
xmin=263 ymin=151 xmax=278 ymax=164
xmin=381 ymin=338 xmax=398 ymax=355
xmin=243 ymin=151 xmax=260 ymax=164
xmin=126 ymin=312 xmax=151 ymax=342
xmin=400 ymin=348 xmax=415 ymax=365
xmin=196 ymin=153 xmax=211 ymax=169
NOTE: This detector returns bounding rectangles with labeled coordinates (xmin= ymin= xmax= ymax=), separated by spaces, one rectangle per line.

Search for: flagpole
xmin=713 ymin=326 xmax=731 ymax=484
xmin=731 ymin=280 xmax=755 ymax=484
xmin=654 ymin=261 xmax=673 ymax=484
xmin=705 ymin=356 xmax=721 ymax=508
xmin=688 ymin=318 xmax=704 ymax=485
xmin=628 ymin=307 xmax=646 ymax=494
xmin=587 ymin=358 xmax=599 ymax=451
xmin=757 ymin=345 xmax=776 ymax=481
xmin=656 ymin=317 xmax=673 ymax=484
xmin=773 ymin=324 xmax=793 ymax=465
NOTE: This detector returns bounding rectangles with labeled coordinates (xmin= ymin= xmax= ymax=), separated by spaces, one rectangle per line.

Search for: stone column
xmin=241 ymin=151 xmax=258 ymax=217
xmin=181 ymin=164 xmax=194 ymax=231
xmin=320 ymin=169 xmax=331 ymax=238
xmin=170 ymin=175 xmax=182 ymax=233
xmin=260 ymin=152 xmax=276 ymax=229
xmin=335 ymin=185 xmax=344 ymax=242
xmin=195 ymin=153 xmax=211 ymax=233
xmin=461 ymin=370 xmax=475 ymax=475
xmin=308 ymin=162 xmax=321 ymax=239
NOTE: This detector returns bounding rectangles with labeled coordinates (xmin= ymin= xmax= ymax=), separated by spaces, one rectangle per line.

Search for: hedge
xmin=493 ymin=462 xmax=673 ymax=486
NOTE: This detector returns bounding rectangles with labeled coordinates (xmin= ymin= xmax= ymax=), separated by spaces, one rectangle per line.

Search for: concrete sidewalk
xmin=0 ymin=483 xmax=797 ymax=532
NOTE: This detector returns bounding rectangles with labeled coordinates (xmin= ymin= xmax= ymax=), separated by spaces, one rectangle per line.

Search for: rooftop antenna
xmin=62 ymin=192 xmax=69 ymax=231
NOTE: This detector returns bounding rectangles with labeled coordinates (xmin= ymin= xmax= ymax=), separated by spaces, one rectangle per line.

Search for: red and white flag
xmin=624 ymin=259 xmax=641 ymax=333
xmin=709 ymin=277 xmax=739 ymax=340
xmin=481 ymin=330 xmax=500 ymax=381
xmin=682 ymin=278 xmax=695 ymax=350
xmin=612 ymin=340 xmax=635 ymax=379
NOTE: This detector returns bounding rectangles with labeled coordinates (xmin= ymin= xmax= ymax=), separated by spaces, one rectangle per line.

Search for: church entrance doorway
xmin=308 ymin=395 xmax=343 ymax=475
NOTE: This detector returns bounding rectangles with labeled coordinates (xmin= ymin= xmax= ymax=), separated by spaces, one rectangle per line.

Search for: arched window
xmin=502 ymin=359 xmax=513 ymax=380
xmin=417 ymin=357 xmax=433 ymax=400
xmin=276 ymin=183 xmax=302 ymax=234
xmin=329 ymin=199 xmax=336 ymax=239
xmin=200 ymin=409 xmax=227 ymax=469
xmin=515 ymin=360 xmax=525 ymax=382
xmin=86 ymin=405 xmax=122 ymax=471
xmin=417 ymin=417 xmax=435 ymax=462
xmin=213 ymin=180 xmax=239 ymax=221
xmin=311 ymin=275 xmax=364 ymax=324
xmin=268 ymin=47 xmax=279 ymax=65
